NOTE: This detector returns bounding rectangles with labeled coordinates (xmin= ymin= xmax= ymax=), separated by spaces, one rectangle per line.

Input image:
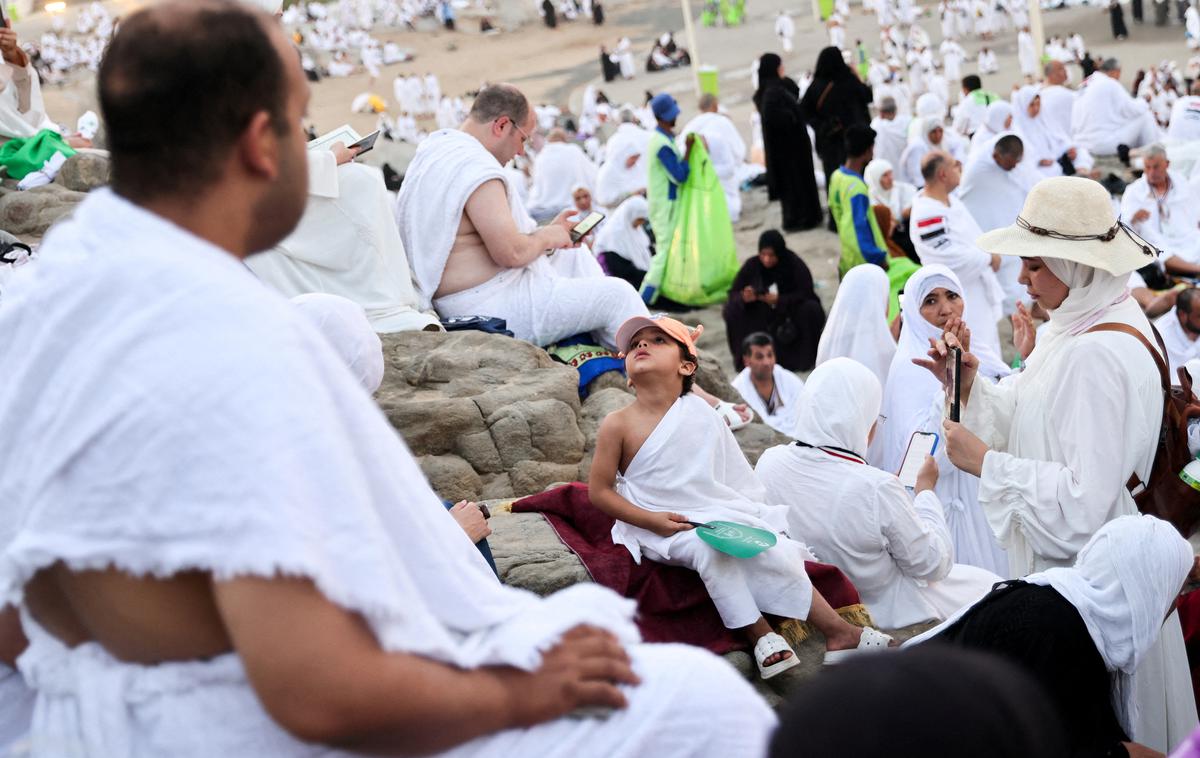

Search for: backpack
xmin=1086 ymin=322 xmax=1200 ymax=537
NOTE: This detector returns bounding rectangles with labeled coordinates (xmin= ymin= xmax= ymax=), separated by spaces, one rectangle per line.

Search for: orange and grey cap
xmin=616 ymin=314 xmax=704 ymax=357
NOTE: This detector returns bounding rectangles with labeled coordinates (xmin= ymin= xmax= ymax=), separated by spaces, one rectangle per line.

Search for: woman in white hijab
xmin=908 ymin=515 xmax=1195 ymax=756
xmin=967 ymin=101 xmax=1013 ymax=165
xmin=873 ymin=265 xmax=1009 ymax=575
xmin=592 ymin=195 xmax=651 ymax=287
xmin=864 ymin=159 xmax=917 ymax=224
xmin=756 ymin=357 xmax=1000 ymax=629
xmin=1011 ymin=86 xmax=1073 ymax=179
xmin=918 ymin=176 xmax=1195 ymax=750
xmin=898 ymin=117 xmax=944 ymax=188
xmin=815 ymin=264 xmax=896 ymax=390
xmin=594 ymin=127 xmax=646 ymax=208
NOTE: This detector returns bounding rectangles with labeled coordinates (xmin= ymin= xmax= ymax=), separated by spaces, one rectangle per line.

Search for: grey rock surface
xmin=55 ymin=152 xmax=110 ymax=192
xmin=0 ymin=184 xmax=85 ymax=236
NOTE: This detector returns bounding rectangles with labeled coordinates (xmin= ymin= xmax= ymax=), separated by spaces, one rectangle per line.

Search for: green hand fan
xmin=687 ymin=520 xmax=777 ymax=559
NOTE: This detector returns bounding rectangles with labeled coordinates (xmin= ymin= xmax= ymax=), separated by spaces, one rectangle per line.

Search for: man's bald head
xmin=1043 ymin=60 xmax=1067 ymax=85
xmin=100 ymin=0 xmax=296 ymax=200
xmin=921 ymin=149 xmax=961 ymax=190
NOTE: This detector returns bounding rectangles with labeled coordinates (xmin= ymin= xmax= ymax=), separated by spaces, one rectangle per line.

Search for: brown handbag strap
xmin=815 ymin=82 xmax=834 ymax=112
xmin=1084 ymin=322 xmax=1171 ymax=493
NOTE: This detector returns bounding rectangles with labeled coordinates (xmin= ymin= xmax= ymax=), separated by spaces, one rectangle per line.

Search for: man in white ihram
xmin=0 ymin=2 xmax=773 ymax=754
xmin=1121 ymin=144 xmax=1200 ymax=276
xmin=1072 ymin=58 xmax=1164 ymax=156
xmin=680 ymin=93 xmax=748 ymax=223
xmin=396 ymin=83 xmax=649 ymax=350
xmin=525 ymin=127 xmax=598 ymax=223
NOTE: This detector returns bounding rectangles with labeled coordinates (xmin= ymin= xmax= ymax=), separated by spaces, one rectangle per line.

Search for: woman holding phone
xmin=874 ymin=265 xmax=1014 ymax=576
xmin=914 ymin=177 xmax=1194 ymax=752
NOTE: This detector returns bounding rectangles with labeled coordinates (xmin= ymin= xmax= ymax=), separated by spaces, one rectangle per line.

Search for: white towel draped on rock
xmin=395 ymin=129 xmax=534 ymax=310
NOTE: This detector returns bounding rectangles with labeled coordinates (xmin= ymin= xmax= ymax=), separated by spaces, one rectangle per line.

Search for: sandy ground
xmin=17 ymin=0 xmax=1193 ymax=375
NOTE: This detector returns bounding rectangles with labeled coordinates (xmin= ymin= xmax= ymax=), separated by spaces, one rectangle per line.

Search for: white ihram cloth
xmin=872 ymin=266 xmax=1009 ymax=576
xmin=1071 ymin=72 xmax=1164 ymax=155
xmin=869 ymin=115 xmax=912 ymax=171
xmin=1012 ymin=86 xmax=1072 ymax=179
xmin=291 ymin=293 xmax=385 ymax=393
xmin=595 ymin=122 xmax=650 ymax=207
xmin=396 ymin=129 xmax=647 ymax=348
xmin=1154 ymin=308 xmax=1200 ymax=378
xmin=966 ymin=102 xmax=1013 ymax=165
xmin=0 ymin=664 xmax=33 ymax=756
xmin=680 ymin=111 xmax=747 ymax=222
xmin=526 ymin=141 xmax=598 ymax=221
xmin=0 ymin=63 xmax=55 ymax=140
xmin=246 ymin=153 xmax=439 ymax=333
xmin=1168 ymin=95 xmax=1200 ymax=141
xmin=1120 ymin=173 xmax=1200 ymax=266
xmin=731 ymin=365 xmax=805 ymax=437
xmin=592 ymin=195 xmax=652 ymax=271
xmin=757 ymin=358 xmax=1000 ymax=629
xmin=907 ymin=516 xmax=1196 ymax=751
xmin=612 ymin=394 xmax=816 ymax=629
xmin=0 ymin=189 xmax=774 ymax=758
xmin=909 ymin=193 xmax=1005 ymax=365
xmin=815 ymin=264 xmax=895 ymax=390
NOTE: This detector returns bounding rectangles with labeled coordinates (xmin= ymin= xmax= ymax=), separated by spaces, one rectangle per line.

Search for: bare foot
xmin=762 ymin=649 xmax=793 ymax=667
xmin=824 ymin=626 xmax=862 ymax=652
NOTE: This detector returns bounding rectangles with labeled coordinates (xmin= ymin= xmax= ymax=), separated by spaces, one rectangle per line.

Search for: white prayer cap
xmin=291 ymin=294 xmax=385 ymax=394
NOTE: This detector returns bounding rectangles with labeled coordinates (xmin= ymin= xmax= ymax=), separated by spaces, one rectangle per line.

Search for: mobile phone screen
xmin=898 ymin=432 xmax=940 ymax=488
xmin=349 ymin=130 xmax=380 ymax=154
xmin=570 ymin=211 xmax=605 ymax=242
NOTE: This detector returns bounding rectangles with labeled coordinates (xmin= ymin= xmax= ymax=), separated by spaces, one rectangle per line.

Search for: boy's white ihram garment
xmin=0 ymin=189 xmax=774 ymax=757
xmin=614 ymin=394 xmax=816 ymax=628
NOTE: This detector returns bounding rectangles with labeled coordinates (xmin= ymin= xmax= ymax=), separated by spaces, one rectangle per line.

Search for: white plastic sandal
xmin=716 ymin=400 xmax=752 ymax=431
xmin=754 ymin=632 xmax=800 ymax=679
xmin=823 ymin=627 xmax=894 ymax=665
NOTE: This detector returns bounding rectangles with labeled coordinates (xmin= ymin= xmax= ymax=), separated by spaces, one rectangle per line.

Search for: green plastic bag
xmin=0 ymin=129 xmax=76 ymax=181
xmin=641 ymin=140 xmax=738 ymax=307
xmin=887 ymin=257 xmax=920 ymax=321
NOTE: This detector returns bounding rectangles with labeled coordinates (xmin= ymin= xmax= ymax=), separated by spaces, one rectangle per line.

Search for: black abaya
xmin=799 ymin=47 xmax=873 ymax=208
xmin=723 ymin=231 xmax=825 ymax=371
xmin=755 ymin=76 xmax=823 ymax=232
xmin=1111 ymin=2 xmax=1129 ymax=37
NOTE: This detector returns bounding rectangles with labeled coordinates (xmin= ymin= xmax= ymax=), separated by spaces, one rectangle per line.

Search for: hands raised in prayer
xmin=501 ymin=625 xmax=639 ymax=727
xmin=1132 ymin=208 xmax=1151 ymax=225
xmin=645 ymin=511 xmax=694 ymax=537
xmin=449 ymin=500 xmax=491 ymax=543
xmin=1011 ymin=302 xmax=1037 ymax=361
xmin=0 ymin=21 xmax=27 ymax=68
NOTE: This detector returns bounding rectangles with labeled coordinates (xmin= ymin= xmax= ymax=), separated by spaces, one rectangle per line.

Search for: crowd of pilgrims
xmin=6 ymin=0 xmax=1200 ymax=756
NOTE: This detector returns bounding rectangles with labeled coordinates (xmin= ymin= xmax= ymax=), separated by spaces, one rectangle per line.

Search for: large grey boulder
xmin=0 ymin=184 xmax=85 ymax=236
xmin=55 ymin=153 xmax=111 ymax=192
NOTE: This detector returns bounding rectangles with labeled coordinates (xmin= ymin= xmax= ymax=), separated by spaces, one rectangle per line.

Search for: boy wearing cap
xmin=589 ymin=315 xmax=894 ymax=679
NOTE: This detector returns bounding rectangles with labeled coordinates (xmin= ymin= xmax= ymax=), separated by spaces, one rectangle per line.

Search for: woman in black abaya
xmin=753 ymin=53 xmax=823 ymax=232
xmin=723 ymin=229 xmax=826 ymax=372
xmin=800 ymin=46 xmax=873 ymax=216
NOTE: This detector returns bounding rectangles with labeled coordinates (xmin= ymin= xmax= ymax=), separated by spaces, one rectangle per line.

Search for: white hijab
xmin=1025 ymin=514 xmax=1193 ymax=733
xmin=592 ymin=195 xmax=651 ymax=270
xmin=292 ymin=293 xmax=385 ymax=393
xmin=864 ymin=159 xmax=915 ymax=220
xmin=1011 ymin=85 xmax=1068 ymax=167
xmin=876 ymin=265 xmax=962 ymax=471
xmin=793 ymin=356 xmax=882 ymax=457
xmin=1021 ymin=257 xmax=1133 ymax=385
xmin=816 ymin=265 xmax=896 ymax=389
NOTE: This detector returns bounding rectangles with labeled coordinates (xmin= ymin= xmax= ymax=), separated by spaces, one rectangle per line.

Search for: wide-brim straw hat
xmin=976 ymin=176 xmax=1159 ymax=276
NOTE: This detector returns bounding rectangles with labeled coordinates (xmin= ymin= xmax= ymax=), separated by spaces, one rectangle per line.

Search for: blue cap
xmin=650 ymin=93 xmax=680 ymax=122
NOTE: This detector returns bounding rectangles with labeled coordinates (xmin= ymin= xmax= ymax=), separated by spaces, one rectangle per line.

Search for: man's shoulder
xmin=774 ymin=366 xmax=805 ymax=390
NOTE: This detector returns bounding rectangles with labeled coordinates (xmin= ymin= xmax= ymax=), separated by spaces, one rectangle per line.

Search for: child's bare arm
xmin=589 ymin=414 xmax=692 ymax=538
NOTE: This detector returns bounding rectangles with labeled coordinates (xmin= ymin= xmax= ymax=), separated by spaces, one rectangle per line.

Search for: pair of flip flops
xmin=823 ymin=627 xmax=894 ymax=665
xmin=755 ymin=626 xmax=894 ymax=678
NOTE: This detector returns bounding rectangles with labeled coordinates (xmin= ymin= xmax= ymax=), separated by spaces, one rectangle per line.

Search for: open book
xmin=307 ymin=124 xmax=362 ymax=152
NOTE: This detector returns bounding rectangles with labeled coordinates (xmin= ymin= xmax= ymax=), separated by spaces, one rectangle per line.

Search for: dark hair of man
xmin=99 ymin=1 xmax=289 ymax=202
xmin=741 ymin=332 xmax=775 ymax=357
xmin=921 ymin=151 xmax=947 ymax=183
xmin=962 ymin=74 xmax=982 ymax=92
xmin=469 ymin=84 xmax=530 ymax=127
xmin=1179 ymin=287 xmax=1199 ymax=315
xmin=844 ymin=125 xmax=876 ymax=159
xmin=995 ymin=134 xmax=1024 ymax=159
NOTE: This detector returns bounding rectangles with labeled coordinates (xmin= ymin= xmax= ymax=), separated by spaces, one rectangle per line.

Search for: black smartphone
xmin=570 ymin=211 xmax=605 ymax=243
xmin=348 ymin=130 xmax=380 ymax=155
xmin=948 ymin=346 xmax=962 ymax=422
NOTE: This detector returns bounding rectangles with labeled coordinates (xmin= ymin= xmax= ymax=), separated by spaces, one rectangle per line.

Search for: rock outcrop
xmin=377 ymin=330 xmax=789 ymax=501
xmin=55 ymin=153 xmax=111 ymax=193
xmin=0 ymin=184 xmax=86 ymax=236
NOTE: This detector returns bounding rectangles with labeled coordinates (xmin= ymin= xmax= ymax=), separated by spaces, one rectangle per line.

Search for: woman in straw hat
xmin=914 ymin=176 xmax=1195 ymax=752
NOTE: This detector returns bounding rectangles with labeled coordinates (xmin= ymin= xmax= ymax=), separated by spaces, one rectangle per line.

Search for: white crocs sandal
xmin=823 ymin=627 xmax=894 ymax=665
xmin=754 ymin=632 xmax=800 ymax=679
xmin=716 ymin=400 xmax=752 ymax=431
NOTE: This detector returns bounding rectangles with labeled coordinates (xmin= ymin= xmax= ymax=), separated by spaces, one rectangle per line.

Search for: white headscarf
xmin=1011 ymin=85 xmax=1068 ymax=168
xmin=864 ymin=158 xmax=915 ymax=221
xmin=1021 ymin=257 xmax=1131 ymax=384
xmin=967 ymin=101 xmax=1014 ymax=164
xmin=816 ymin=265 xmax=896 ymax=389
xmin=592 ymin=195 xmax=651 ymax=270
xmin=292 ymin=294 xmax=385 ymax=393
xmin=876 ymin=265 xmax=962 ymax=471
xmin=793 ymin=357 xmax=882 ymax=457
xmin=1026 ymin=514 xmax=1193 ymax=733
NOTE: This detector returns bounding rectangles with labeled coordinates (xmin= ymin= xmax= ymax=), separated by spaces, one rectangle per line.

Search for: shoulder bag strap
xmin=815 ymin=82 xmax=834 ymax=112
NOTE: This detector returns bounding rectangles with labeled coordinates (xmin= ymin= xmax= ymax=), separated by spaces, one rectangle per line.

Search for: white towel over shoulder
xmin=394 ymin=129 xmax=535 ymax=309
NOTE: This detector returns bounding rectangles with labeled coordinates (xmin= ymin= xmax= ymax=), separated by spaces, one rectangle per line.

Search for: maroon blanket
xmin=512 ymin=482 xmax=863 ymax=655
